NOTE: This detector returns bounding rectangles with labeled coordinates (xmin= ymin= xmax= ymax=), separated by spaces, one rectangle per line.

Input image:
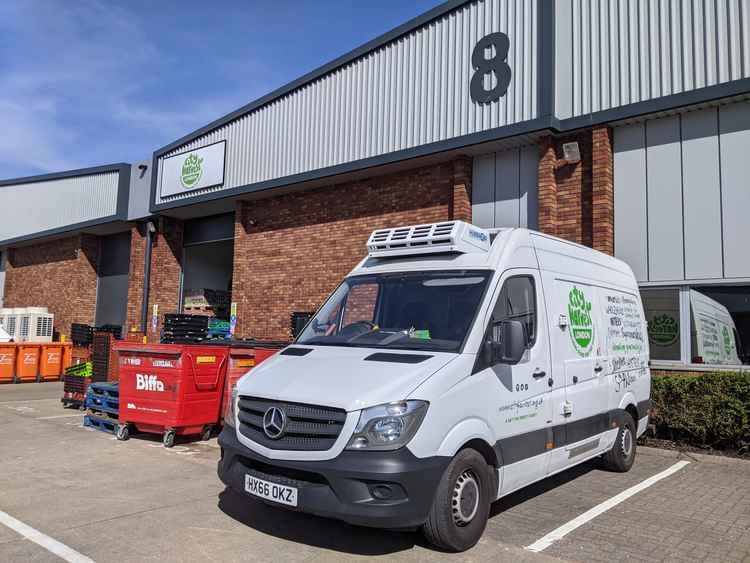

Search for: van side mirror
xmin=484 ymin=320 xmax=526 ymax=365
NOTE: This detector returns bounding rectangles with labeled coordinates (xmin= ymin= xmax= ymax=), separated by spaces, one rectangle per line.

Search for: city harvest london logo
xmin=568 ymin=286 xmax=594 ymax=356
xmin=468 ymin=229 xmax=488 ymax=242
xmin=180 ymin=153 xmax=203 ymax=189
xmin=136 ymin=374 xmax=165 ymax=392
xmin=648 ymin=314 xmax=679 ymax=346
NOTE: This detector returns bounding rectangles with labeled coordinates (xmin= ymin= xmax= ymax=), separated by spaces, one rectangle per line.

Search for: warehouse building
xmin=2 ymin=0 xmax=750 ymax=371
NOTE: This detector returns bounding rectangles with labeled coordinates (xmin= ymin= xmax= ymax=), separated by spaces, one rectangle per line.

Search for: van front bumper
xmin=217 ymin=426 xmax=449 ymax=529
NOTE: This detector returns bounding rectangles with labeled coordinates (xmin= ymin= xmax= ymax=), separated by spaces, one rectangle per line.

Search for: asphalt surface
xmin=1 ymin=382 xmax=748 ymax=562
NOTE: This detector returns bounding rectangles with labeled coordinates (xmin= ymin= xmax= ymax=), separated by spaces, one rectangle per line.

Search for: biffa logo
xmin=136 ymin=374 xmax=165 ymax=392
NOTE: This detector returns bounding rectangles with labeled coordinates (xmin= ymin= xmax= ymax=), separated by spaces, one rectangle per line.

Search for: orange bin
xmin=15 ymin=345 xmax=40 ymax=382
xmin=40 ymin=344 xmax=66 ymax=381
xmin=0 ymin=344 xmax=16 ymax=384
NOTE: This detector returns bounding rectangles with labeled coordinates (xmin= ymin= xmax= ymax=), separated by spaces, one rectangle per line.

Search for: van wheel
xmin=602 ymin=412 xmax=636 ymax=472
xmin=422 ymin=448 xmax=492 ymax=552
xmin=200 ymin=426 xmax=212 ymax=441
xmin=163 ymin=429 xmax=176 ymax=448
xmin=115 ymin=424 xmax=130 ymax=441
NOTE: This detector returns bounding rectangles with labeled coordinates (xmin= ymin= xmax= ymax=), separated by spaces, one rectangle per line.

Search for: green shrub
xmin=650 ymin=371 xmax=750 ymax=453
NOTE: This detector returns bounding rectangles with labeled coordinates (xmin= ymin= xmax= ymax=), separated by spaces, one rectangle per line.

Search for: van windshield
xmin=297 ymin=271 xmax=492 ymax=352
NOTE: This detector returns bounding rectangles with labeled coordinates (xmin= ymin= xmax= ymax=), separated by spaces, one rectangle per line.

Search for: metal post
xmin=140 ymin=221 xmax=155 ymax=335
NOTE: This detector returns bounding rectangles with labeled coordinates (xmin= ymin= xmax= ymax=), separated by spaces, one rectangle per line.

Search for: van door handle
xmin=532 ymin=369 xmax=546 ymax=379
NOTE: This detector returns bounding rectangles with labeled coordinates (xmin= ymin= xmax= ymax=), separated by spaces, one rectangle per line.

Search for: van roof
xmin=350 ymin=227 xmax=637 ymax=288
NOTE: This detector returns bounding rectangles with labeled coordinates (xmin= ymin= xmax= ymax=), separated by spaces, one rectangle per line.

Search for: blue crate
xmin=89 ymin=381 xmax=119 ymax=400
xmin=84 ymin=395 xmax=118 ymax=416
xmin=84 ymin=414 xmax=118 ymax=435
xmin=85 ymin=382 xmax=119 ymax=415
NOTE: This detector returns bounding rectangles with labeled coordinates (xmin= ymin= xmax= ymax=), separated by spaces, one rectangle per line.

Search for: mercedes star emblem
xmin=263 ymin=407 xmax=287 ymax=439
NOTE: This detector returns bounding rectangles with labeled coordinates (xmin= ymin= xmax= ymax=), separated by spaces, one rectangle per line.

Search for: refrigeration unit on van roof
xmin=366 ymin=221 xmax=490 ymax=258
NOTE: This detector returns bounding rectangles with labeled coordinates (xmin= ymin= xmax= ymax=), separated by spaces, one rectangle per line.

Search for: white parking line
xmin=525 ymin=460 xmax=690 ymax=553
xmin=0 ymin=509 xmax=95 ymax=563
xmin=37 ymin=414 xmax=83 ymax=420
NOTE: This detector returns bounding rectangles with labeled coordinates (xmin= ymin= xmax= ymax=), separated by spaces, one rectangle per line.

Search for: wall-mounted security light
xmin=562 ymin=142 xmax=581 ymax=164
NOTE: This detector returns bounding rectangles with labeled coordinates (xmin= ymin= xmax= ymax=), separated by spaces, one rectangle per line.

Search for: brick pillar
xmin=231 ymin=201 xmax=251 ymax=339
xmin=125 ymin=219 xmax=183 ymax=341
xmin=450 ymin=156 xmax=473 ymax=223
xmin=591 ymin=126 xmax=615 ymax=255
xmin=537 ymin=136 xmax=558 ymax=236
xmin=125 ymin=224 xmax=146 ymax=338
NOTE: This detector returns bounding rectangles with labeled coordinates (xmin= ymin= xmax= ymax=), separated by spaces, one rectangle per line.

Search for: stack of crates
xmin=61 ymin=362 xmax=93 ymax=408
xmin=83 ymin=381 xmax=120 ymax=434
xmin=92 ymin=332 xmax=118 ymax=382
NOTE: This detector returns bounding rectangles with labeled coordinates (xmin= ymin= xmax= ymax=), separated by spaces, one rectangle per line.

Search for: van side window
xmin=491 ymin=276 xmax=536 ymax=347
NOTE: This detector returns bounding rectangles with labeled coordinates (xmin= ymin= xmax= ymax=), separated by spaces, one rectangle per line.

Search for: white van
xmin=690 ymin=290 xmax=742 ymax=365
xmin=218 ymin=221 xmax=651 ymax=552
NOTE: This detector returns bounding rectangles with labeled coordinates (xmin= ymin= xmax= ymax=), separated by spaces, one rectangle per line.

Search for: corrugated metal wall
xmin=156 ymin=0 xmax=538 ymax=204
xmin=614 ymin=99 xmax=750 ymax=283
xmin=0 ymin=172 xmax=120 ymax=242
xmin=472 ymin=144 xmax=539 ymax=229
xmin=556 ymin=0 xmax=750 ymax=119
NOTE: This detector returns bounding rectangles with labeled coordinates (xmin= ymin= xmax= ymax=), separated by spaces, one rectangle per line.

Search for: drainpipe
xmin=140 ymin=220 xmax=156 ymax=336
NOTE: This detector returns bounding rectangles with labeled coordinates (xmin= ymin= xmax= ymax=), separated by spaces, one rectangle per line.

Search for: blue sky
xmin=0 ymin=0 xmax=444 ymax=179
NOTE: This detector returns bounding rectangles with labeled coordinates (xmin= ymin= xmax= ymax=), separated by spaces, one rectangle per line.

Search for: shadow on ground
xmin=217 ymin=458 xmax=603 ymax=555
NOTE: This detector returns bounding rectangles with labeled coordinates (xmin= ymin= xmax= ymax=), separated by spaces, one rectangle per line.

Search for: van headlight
xmin=345 ymin=400 xmax=428 ymax=451
xmin=225 ymin=385 xmax=238 ymax=428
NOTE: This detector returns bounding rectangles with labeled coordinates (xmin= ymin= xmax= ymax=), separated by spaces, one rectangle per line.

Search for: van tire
xmin=422 ymin=448 xmax=492 ymax=552
xmin=602 ymin=412 xmax=636 ymax=472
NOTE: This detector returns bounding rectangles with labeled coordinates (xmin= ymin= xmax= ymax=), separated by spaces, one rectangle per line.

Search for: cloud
xmin=0 ymin=0 xmax=269 ymax=178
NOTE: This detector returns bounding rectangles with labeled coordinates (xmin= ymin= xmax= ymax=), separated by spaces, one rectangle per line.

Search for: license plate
xmin=244 ymin=474 xmax=298 ymax=507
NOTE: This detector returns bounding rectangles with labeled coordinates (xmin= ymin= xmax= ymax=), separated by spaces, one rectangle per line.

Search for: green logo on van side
xmin=180 ymin=153 xmax=203 ymax=189
xmin=568 ymin=287 xmax=594 ymax=357
xmin=648 ymin=314 xmax=678 ymax=346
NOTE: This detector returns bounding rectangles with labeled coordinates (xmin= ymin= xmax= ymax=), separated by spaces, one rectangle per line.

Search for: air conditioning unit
xmin=18 ymin=308 xmax=54 ymax=343
xmin=0 ymin=308 xmax=21 ymax=341
xmin=10 ymin=307 xmax=54 ymax=343
xmin=367 ymin=221 xmax=491 ymax=258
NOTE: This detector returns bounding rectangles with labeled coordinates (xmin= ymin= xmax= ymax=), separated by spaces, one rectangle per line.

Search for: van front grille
xmin=237 ymin=396 xmax=347 ymax=451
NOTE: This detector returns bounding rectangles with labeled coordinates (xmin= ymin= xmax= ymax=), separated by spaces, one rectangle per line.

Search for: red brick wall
xmin=3 ymin=235 xmax=99 ymax=338
xmin=591 ymin=126 xmax=615 ymax=254
xmin=125 ymin=218 xmax=183 ymax=341
xmin=231 ymin=161 xmax=462 ymax=340
xmin=537 ymin=127 xmax=613 ymax=254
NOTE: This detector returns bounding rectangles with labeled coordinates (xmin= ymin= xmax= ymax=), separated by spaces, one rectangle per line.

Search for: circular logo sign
xmin=648 ymin=314 xmax=679 ymax=347
xmin=262 ymin=407 xmax=287 ymax=439
xmin=568 ymin=286 xmax=594 ymax=357
xmin=180 ymin=153 xmax=203 ymax=189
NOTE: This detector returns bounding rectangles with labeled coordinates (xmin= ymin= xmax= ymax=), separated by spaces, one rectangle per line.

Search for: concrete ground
xmin=0 ymin=382 xmax=748 ymax=563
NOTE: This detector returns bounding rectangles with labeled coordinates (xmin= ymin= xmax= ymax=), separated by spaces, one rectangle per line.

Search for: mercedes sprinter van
xmin=218 ymin=221 xmax=651 ymax=552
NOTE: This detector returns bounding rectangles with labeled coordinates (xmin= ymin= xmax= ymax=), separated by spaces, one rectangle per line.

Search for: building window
xmin=642 ymin=289 xmax=681 ymax=362
xmin=641 ymin=285 xmax=750 ymax=367
xmin=690 ymin=287 xmax=750 ymax=366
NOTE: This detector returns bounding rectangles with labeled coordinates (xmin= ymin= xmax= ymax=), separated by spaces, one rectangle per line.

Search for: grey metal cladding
xmin=614 ymin=99 xmax=750 ymax=283
xmin=682 ymin=107 xmax=722 ymax=280
xmin=471 ymin=143 xmax=538 ymax=229
xmin=719 ymin=101 xmax=750 ymax=278
xmin=0 ymin=169 xmax=122 ymax=244
xmin=155 ymin=0 xmax=539 ymax=206
xmin=646 ymin=115 xmax=684 ymax=283
xmin=556 ymin=0 xmax=750 ymax=120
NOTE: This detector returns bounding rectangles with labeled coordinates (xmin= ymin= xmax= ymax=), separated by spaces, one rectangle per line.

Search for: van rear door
xmin=544 ymin=278 xmax=609 ymax=475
